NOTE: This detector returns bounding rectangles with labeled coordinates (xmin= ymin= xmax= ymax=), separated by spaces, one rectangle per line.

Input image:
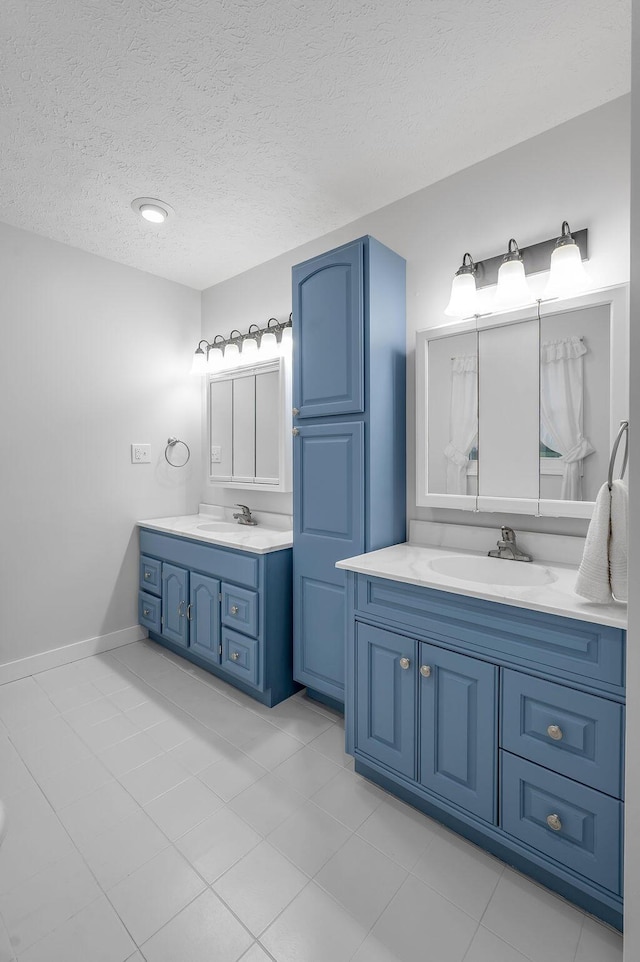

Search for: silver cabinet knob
xmin=292 ymin=407 xmax=300 ymax=416
xmin=292 ymin=427 xmax=300 ymax=436
xmin=420 ymin=665 xmax=432 ymax=678
xmin=143 ymin=608 xmax=150 ymax=617
xmin=399 ymin=657 xmax=410 ymax=670
xmin=547 ymin=724 xmax=563 ymax=741
xmin=546 ymin=813 xmax=562 ymax=832
xmin=230 ymin=651 xmax=240 ymax=661
xmin=144 ymin=571 xmax=151 ymax=579
xmin=230 ymin=605 xmax=239 ymax=615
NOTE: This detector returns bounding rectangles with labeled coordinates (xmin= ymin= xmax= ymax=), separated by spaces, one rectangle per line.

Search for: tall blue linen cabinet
xmin=291 ymin=236 xmax=407 ymax=706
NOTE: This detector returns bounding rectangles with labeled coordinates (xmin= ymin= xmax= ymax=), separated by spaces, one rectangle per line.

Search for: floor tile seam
xmin=229 ymin=875 xmax=316 ymax=942
xmin=253 ymin=941 xmax=278 ymax=962
xmin=352 ymin=820 xmax=432 ymax=875
xmin=102 ymin=873 xmax=207 ymax=950
xmin=266 ymin=816 xmax=356 ymax=876
xmin=8 ymin=890 xmax=107 ymax=960
xmin=481 ymin=911 xmax=582 ymax=962
xmin=135 ymin=884 xmax=257 ymax=957
xmin=406 ymin=855 xmax=505 ymax=924
xmin=493 ymin=865 xmax=590 ymax=923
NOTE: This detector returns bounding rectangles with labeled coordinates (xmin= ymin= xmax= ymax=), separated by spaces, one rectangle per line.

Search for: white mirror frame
xmin=416 ymin=284 xmax=629 ymax=518
xmin=207 ymin=355 xmax=292 ymax=492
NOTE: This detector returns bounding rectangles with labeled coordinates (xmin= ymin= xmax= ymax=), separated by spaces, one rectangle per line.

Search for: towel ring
xmin=607 ymin=420 xmax=629 ymax=491
xmin=165 ymin=437 xmax=190 ymax=467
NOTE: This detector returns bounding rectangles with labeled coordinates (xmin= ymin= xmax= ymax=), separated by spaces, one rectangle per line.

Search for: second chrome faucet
xmin=488 ymin=526 xmax=532 ymax=562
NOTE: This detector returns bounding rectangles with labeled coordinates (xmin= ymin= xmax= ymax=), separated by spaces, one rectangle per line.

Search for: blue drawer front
xmin=221 ymin=628 xmax=259 ymax=688
xmin=355 ymin=576 xmax=624 ymax=690
xmin=502 ymin=670 xmax=623 ymax=797
xmin=138 ymin=591 xmax=161 ymax=633
xmin=140 ymin=556 xmax=161 ymax=596
xmin=501 ymin=753 xmax=622 ymax=894
xmin=140 ymin=529 xmax=259 ymax=588
xmin=221 ymin=583 xmax=259 ymax=638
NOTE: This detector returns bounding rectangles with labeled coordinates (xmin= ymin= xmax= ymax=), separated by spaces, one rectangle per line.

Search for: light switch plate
xmin=131 ymin=444 xmax=151 ymax=463
xmin=211 ymin=446 xmax=222 ymax=463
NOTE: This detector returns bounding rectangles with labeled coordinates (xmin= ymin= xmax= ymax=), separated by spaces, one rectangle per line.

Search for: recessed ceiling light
xmin=131 ymin=197 xmax=174 ymax=224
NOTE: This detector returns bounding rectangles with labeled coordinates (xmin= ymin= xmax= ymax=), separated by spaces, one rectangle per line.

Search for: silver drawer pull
xmin=144 ymin=571 xmax=151 ymax=579
xmin=399 ymin=657 xmax=410 ymax=670
xmin=546 ymin=813 xmax=562 ymax=832
xmin=231 ymin=605 xmax=239 ymax=615
xmin=547 ymin=724 xmax=563 ymax=741
xmin=420 ymin=665 xmax=432 ymax=678
xmin=186 ymin=603 xmax=193 ymax=621
xmin=143 ymin=608 xmax=151 ymax=617
xmin=230 ymin=651 xmax=240 ymax=661
xmin=178 ymin=601 xmax=185 ymax=618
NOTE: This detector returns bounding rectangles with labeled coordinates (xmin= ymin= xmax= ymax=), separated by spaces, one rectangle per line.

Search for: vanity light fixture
xmin=190 ymin=315 xmax=293 ymax=376
xmin=444 ymin=253 xmax=478 ymax=318
xmin=130 ymin=197 xmax=174 ymax=224
xmin=544 ymin=221 xmax=591 ymax=299
xmin=494 ymin=239 xmax=535 ymax=310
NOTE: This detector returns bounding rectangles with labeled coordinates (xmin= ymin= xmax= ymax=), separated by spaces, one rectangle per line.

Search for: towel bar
xmin=607 ymin=420 xmax=629 ymax=491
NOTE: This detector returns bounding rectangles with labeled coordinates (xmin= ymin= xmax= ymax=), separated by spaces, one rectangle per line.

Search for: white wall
xmin=0 ymin=223 xmax=202 ymax=671
xmin=624 ymin=6 xmax=639 ymax=957
xmin=201 ymin=96 xmax=630 ymax=533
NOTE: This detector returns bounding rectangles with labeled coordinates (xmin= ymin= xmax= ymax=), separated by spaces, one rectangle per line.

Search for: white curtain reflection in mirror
xmin=445 ymin=354 xmax=478 ymax=494
xmin=540 ymin=336 xmax=594 ymax=500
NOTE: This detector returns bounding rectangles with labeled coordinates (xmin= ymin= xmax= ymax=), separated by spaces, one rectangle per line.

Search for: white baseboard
xmin=0 ymin=625 xmax=148 ymax=686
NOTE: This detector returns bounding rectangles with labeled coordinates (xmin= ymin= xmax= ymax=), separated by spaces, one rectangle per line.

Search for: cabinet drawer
xmin=139 ymin=556 xmax=162 ymax=596
xmin=221 ymin=628 xmax=259 ymax=688
xmin=501 ymin=753 xmax=622 ymax=893
xmin=221 ymin=583 xmax=258 ymax=637
xmin=502 ymin=671 xmax=623 ymax=797
xmin=138 ymin=591 xmax=161 ymax=633
xmin=355 ymin=576 xmax=624 ymax=689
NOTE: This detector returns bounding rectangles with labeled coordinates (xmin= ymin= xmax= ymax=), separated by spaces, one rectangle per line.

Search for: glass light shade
xmin=544 ymin=242 xmax=590 ymax=299
xmin=494 ymin=259 xmax=534 ymax=311
xmin=242 ymin=336 xmax=259 ymax=355
xmin=260 ymin=331 xmax=278 ymax=357
xmin=224 ymin=342 xmax=240 ymax=365
xmin=139 ymin=204 xmax=167 ymax=223
xmin=444 ymin=272 xmax=478 ymax=318
xmin=280 ymin=327 xmax=292 ymax=350
xmin=190 ymin=349 xmax=208 ymax=376
xmin=207 ymin=347 xmax=224 ymax=371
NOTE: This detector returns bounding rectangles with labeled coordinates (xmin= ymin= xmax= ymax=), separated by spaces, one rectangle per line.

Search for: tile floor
xmin=0 ymin=640 xmax=624 ymax=962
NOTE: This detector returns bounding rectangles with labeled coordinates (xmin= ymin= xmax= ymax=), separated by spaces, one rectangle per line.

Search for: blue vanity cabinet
xmin=345 ymin=571 xmax=626 ymax=930
xmin=292 ymin=237 xmax=406 ymax=706
xmin=138 ymin=528 xmax=297 ymax=707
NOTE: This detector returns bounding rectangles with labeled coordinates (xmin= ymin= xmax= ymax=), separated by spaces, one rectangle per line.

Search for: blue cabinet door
xmin=419 ymin=643 xmax=498 ymax=823
xmin=189 ymin=572 xmax=220 ymax=663
xmin=161 ymin=563 xmax=189 ymax=648
xmin=293 ymin=421 xmax=364 ymax=700
xmin=292 ymin=240 xmax=364 ymax=418
xmin=355 ymin=624 xmax=416 ymax=778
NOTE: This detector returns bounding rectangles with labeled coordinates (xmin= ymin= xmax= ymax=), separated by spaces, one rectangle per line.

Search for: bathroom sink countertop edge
xmin=137 ymin=511 xmax=293 ymax=554
xmin=336 ymin=543 xmax=627 ymax=629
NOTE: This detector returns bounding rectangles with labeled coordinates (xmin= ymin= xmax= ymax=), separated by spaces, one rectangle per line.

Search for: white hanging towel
xmin=575 ymin=480 xmax=628 ymax=603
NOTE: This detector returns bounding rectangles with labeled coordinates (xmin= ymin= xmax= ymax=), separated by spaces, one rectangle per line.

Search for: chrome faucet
xmin=233 ymin=504 xmax=257 ymax=526
xmin=488 ymin=526 xmax=532 ymax=563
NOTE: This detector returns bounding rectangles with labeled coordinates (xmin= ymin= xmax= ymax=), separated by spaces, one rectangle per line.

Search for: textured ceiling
xmin=0 ymin=0 xmax=631 ymax=290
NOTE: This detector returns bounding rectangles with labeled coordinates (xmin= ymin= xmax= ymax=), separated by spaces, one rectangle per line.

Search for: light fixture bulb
xmin=544 ymin=222 xmax=590 ymax=299
xmin=444 ymin=253 xmax=478 ymax=318
xmin=140 ymin=204 xmax=167 ymax=223
xmin=242 ymin=336 xmax=258 ymax=355
xmin=224 ymin=342 xmax=240 ymax=365
xmin=260 ymin=331 xmax=278 ymax=357
xmin=207 ymin=347 xmax=224 ymax=371
xmin=494 ymin=239 xmax=534 ymax=311
xmin=280 ymin=327 xmax=292 ymax=350
xmin=190 ymin=348 xmax=208 ymax=376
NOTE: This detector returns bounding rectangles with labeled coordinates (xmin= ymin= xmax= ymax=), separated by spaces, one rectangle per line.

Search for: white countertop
xmin=336 ymin=542 xmax=627 ymax=629
xmin=138 ymin=505 xmax=292 ymax=555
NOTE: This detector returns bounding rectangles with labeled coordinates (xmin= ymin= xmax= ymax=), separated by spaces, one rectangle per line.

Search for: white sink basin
xmin=428 ymin=555 xmax=556 ymax=587
xmin=197 ymin=522 xmax=244 ymax=533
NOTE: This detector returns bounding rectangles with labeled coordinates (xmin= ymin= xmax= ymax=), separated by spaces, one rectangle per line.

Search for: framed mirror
xmin=207 ymin=356 xmax=292 ymax=492
xmin=416 ymin=284 xmax=629 ymax=518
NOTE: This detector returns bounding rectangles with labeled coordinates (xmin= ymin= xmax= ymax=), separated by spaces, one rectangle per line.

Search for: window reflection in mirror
xmin=427 ymin=331 xmax=478 ymax=496
xmin=539 ymin=304 xmax=610 ymax=502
